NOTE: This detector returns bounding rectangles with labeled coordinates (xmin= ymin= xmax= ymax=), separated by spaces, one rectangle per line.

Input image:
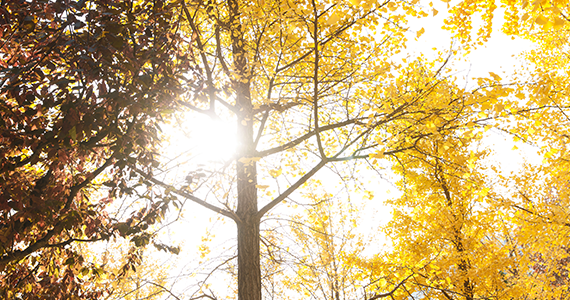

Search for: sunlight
xmin=189 ymin=115 xmax=237 ymax=162
xmin=163 ymin=113 xmax=237 ymax=166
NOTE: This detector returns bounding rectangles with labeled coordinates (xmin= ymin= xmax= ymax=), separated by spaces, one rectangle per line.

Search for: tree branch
xmin=139 ymin=171 xmax=240 ymax=223
xmin=256 ymin=117 xmax=364 ymax=157
xmin=274 ymin=3 xmax=385 ymax=73
xmin=0 ymin=158 xmax=114 ymax=265
xmin=256 ymin=159 xmax=328 ymax=219
xmin=367 ymin=274 xmax=413 ymax=300
xmin=142 ymin=280 xmax=185 ymax=300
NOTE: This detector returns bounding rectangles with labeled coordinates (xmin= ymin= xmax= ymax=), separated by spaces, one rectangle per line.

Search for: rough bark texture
xmin=228 ymin=0 xmax=262 ymax=298
xmin=236 ymin=209 xmax=262 ymax=300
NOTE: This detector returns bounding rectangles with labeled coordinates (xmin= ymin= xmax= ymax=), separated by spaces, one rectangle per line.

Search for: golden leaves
xmin=488 ymin=72 xmax=501 ymax=82
xmin=268 ymin=168 xmax=282 ymax=178
xmin=534 ymin=15 xmax=549 ymax=25
xmin=326 ymin=12 xmax=341 ymax=25
xmin=368 ymin=151 xmax=385 ymax=159
xmin=416 ymin=27 xmax=425 ymax=39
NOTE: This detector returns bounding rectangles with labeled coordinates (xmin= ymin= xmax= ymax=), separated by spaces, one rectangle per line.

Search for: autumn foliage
xmin=0 ymin=0 xmax=190 ymax=298
xmin=2 ymin=0 xmax=570 ymax=299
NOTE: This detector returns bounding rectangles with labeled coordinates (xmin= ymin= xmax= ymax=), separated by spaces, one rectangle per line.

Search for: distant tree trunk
xmin=438 ymin=164 xmax=474 ymax=300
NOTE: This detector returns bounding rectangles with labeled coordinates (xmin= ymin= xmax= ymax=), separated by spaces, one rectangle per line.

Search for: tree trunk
xmin=235 ymin=126 xmax=261 ymax=300
xmin=236 ymin=206 xmax=261 ymax=300
xmin=437 ymin=164 xmax=474 ymax=300
xmin=228 ymin=0 xmax=262 ymax=297
xmin=235 ymin=104 xmax=260 ymax=300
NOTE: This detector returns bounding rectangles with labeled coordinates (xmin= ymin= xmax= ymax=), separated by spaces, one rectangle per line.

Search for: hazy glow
xmin=162 ymin=113 xmax=237 ymax=167
xmin=190 ymin=116 xmax=237 ymax=162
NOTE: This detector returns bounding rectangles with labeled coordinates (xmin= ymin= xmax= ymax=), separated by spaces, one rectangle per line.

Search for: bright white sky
xmin=148 ymin=2 xmax=542 ymax=298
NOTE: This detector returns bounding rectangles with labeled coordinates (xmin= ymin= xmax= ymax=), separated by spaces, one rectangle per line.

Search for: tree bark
xmin=228 ymin=0 xmax=261 ymax=297
xmin=235 ymin=95 xmax=262 ymax=300
xmin=236 ymin=205 xmax=261 ymax=300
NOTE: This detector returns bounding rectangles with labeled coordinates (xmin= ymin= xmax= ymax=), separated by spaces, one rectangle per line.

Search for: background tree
xmin=449 ymin=1 xmax=570 ymax=298
xmin=379 ymin=133 xmax=521 ymax=300
xmin=79 ymin=238 xmax=177 ymax=300
xmin=365 ymin=1 xmax=570 ymax=299
xmin=0 ymin=0 xmax=191 ymax=298
xmin=263 ymin=186 xmax=377 ymax=300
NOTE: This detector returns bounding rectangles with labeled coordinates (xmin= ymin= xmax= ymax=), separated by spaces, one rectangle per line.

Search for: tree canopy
xmin=2 ymin=0 xmax=570 ymax=299
xmin=0 ymin=0 xmax=190 ymax=298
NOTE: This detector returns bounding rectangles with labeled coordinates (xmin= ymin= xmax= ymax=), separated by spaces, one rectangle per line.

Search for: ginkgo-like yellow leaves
xmin=535 ymin=15 xmax=548 ymax=25
xmin=416 ymin=28 xmax=425 ymax=38
xmin=369 ymin=151 xmax=385 ymax=159
xmin=327 ymin=12 xmax=341 ymax=25
xmin=488 ymin=72 xmax=501 ymax=82
xmin=268 ymin=168 xmax=282 ymax=178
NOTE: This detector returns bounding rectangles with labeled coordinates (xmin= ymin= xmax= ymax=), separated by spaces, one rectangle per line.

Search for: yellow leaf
xmin=489 ymin=72 xmax=501 ymax=82
xmin=327 ymin=12 xmax=341 ymax=25
xmin=269 ymin=168 xmax=282 ymax=178
xmin=416 ymin=28 xmax=425 ymax=38
xmin=535 ymin=15 xmax=548 ymax=25
xmin=545 ymin=148 xmax=559 ymax=159
xmin=553 ymin=17 xmax=565 ymax=29
xmin=369 ymin=151 xmax=385 ymax=159
xmin=494 ymin=103 xmax=505 ymax=113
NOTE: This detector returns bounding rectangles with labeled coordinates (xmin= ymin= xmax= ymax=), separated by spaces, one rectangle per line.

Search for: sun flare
xmin=163 ymin=114 xmax=237 ymax=165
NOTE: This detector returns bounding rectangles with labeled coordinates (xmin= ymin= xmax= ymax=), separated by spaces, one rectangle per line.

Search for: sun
xmin=192 ymin=116 xmax=237 ymax=162
xmin=161 ymin=113 xmax=237 ymax=167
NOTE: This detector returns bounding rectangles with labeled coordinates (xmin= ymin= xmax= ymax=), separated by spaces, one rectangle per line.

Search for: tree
xmin=150 ymin=0 xmax=510 ymax=290
xmin=79 ymin=238 xmax=178 ymax=300
xmin=378 ymin=129 xmax=521 ymax=299
xmin=148 ymin=0 xmax=417 ymax=298
xmin=0 ymin=0 xmax=190 ymax=298
xmin=162 ymin=0 xmax=570 ymax=298
xmin=269 ymin=186 xmax=375 ymax=300
xmin=362 ymin=2 xmax=570 ymax=299
xmin=449 ymin=1 xmax=570 ymax=298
